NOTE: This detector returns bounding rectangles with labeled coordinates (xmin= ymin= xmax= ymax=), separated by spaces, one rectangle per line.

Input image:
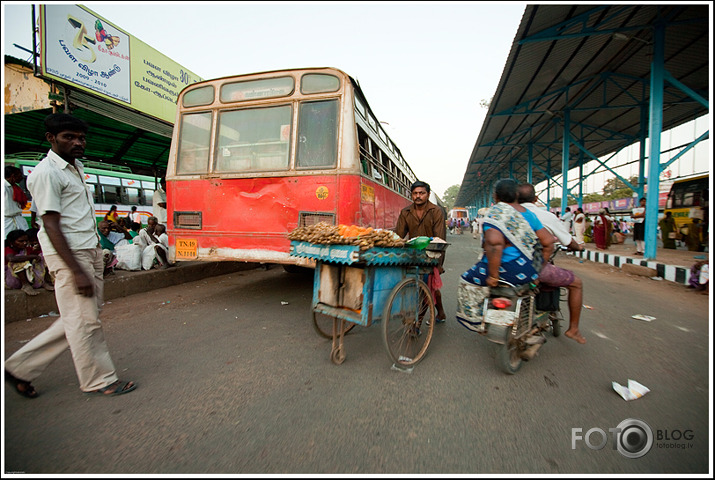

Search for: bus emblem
xmin=316 ymin=186 xmax=329 ymax=200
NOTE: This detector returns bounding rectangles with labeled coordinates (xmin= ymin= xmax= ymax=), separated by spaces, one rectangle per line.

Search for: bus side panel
xmin=358 ymin=176 xmax=410 ymax=230
xmin=337 ymin=175 xmax=365 ymax=226
xmin=168 ymin=175 xmax=337 ymax=257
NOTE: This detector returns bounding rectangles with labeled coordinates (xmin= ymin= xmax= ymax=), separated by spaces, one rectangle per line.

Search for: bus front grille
xmin=174 ymin=211 xmax=202 ymax=229
xmin=299 ymin=212 xmax=335 ymax=227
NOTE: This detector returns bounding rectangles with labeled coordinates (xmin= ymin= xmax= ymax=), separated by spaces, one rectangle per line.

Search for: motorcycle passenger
xmin=517 ymin=183 xmax=587 ymax=344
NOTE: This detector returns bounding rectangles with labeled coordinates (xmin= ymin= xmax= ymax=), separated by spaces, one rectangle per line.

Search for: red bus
xmin=166 ymin=67 xmax=418 ymax=267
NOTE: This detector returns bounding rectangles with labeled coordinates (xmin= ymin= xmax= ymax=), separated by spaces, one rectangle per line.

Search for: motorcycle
xmin=473 ymin=246 xmax=568 ymax=374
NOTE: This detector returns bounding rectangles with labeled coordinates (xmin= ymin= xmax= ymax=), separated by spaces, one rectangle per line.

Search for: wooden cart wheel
xmin=312 ymin=311 xmax=356 ymax=339
xmin=382 ymin=278 xmax=435 ymax=366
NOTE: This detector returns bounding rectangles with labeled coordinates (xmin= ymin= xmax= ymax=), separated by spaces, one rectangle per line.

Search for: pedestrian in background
xmin=152 ymin=178 xmax=167 ymax=226
xmin=4 ymin=165 xmax=28 ymax=232
xmin=592 ymin=208 xmax=610 ymax=250
xmin=659 ymin=211 xmax=678 ymax=249
xmin=4 ymin=113 xmax=136 ymax=399
xmin=573 ymin=207 xmax=586 ymax=243
xmin=631 ymin=197 xmax=646 ymax=255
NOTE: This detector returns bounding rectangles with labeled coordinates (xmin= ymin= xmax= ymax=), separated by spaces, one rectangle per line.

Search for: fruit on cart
xmin=288 ymin=222 xmax=405 ymax=250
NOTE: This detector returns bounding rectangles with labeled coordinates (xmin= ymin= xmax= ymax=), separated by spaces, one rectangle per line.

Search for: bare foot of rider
xmin=565 ymin=329 xmax=586 ymax=344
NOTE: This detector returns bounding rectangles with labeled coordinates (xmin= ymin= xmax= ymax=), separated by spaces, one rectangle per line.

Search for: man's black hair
xmin=410 ymin=180 xmax=430 ymax=193
xmin=44 ymin=113 xmax=89 ymax=136
xmin=5 ymin=165 xmax=21 ymax=178
xmin=516 ymin=183 xmax=537 ymax=204
xmin=494 ymin=178 xmax=518 ymax=203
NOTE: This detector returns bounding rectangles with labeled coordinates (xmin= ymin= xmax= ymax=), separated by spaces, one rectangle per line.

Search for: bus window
xmin=101 ymin=185 xmax=121 ymax=204
xmin=183 ymin=85 xmax=214 ymax=107
xmin=215 ymin=105 xmax=292 ymax=172
xmin=296 ymin=99 xmax=339 ymax=169
xmin=357 ymin=125 xmax=371 ymax=176
xmin=124 ymin=187 xmax=141 ymax=205
xmin=177 ymin=112 xmax=212 ymax=175
xmin=220 ymin=77 xmax=295 ymax=103
xmin=87 ymin=184 xmax=98 ymax=204
xmin=301 ymin=73 xmax=340 ymax=94
xmin=355 ymin=97 xmax=366 ymax=118
xmin=142 ymin=188 xmax=155 ymax=206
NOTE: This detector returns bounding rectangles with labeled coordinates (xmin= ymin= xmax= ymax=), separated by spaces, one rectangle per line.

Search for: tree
xmin=442 ymin=184 xmax=461 ymax=211
xmin=603 ymin=175 xmax=639 ymax=199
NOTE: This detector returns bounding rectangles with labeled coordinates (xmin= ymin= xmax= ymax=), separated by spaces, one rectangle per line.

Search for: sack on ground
xmin=114 ymin=244 xmax=142 ymax=271
xmin=455 ymin=279 xmax=489 ymax=332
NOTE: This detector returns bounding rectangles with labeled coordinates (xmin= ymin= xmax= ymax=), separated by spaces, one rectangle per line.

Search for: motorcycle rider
xmin=517 ymin=183 xmax=587 ymax=344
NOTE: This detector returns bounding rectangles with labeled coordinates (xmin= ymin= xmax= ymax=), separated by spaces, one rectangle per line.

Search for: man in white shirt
xmin=152 ymin=178 xmax=167 ymax=226
xmin=4 ymin=113 xmax=136 ymax=399
xmin=517 ymin=183 xmax=586 ymax=344
xmin=561 ymin=207 xmax=574 ymax=234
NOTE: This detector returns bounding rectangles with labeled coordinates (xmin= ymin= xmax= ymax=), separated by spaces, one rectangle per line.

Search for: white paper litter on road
xmin=632 ymin=314 xmax=655 ymax=322
xmin=612 ymin=379 xmax=650 ymax=401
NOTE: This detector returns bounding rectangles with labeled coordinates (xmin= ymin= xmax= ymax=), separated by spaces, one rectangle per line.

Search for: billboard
xmin=39 ymin=4 xmax=203 ymax=123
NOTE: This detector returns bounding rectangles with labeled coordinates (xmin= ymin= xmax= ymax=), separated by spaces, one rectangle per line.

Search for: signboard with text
xmin=39 ymin=4 xmax=203 ymax=123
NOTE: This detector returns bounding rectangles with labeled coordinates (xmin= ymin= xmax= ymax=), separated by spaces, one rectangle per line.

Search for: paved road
xmin=3 ymin=233 xmax=710 ymax=474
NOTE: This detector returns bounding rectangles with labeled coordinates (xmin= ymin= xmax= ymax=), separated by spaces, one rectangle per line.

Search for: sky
xmin=2 ymin=2 xmax=710 ymax=202
xmin=2 ymin=1 xmax=526 ymax=199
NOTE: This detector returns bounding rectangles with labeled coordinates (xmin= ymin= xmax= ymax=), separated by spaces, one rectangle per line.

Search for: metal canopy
xmin=4 ymin=57 xmax=173 ymax=178
xmin=455 ymin=4 xmax=710 ymax=207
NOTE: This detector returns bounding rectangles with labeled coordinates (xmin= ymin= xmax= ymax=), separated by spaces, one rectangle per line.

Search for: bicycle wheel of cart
xmin=382 ymin=278 xmax=435 ymax=366
xmin=312 ymin=311 xmax=356 ymax=339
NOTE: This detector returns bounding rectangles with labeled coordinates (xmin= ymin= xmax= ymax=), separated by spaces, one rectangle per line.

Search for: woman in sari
xmin=592 ymin=208 xmax=610 ymax=250
xmin=659 ymin=211 xmax=677 ymax=249
xmin=573 ymin=207 xmax=586 ymax=243
xmin=457 ymin=179 xmax=554 ymax=331
xmin=461 ymin=179 xmax=554 ymax=287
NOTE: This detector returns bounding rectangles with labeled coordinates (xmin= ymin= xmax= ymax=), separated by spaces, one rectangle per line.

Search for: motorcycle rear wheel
xmin=496 ymin=337 xmax=523 ymax=374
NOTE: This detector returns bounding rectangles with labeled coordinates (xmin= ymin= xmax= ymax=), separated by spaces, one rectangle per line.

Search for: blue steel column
xmin=644 ymin=21 xmax=665 ymax=260
xmin=638 ymin=105 xmax=648 ymax=199
xmin=560 ymin=110 xmax=570 ymax=215
xmin=527 ymin=144 xmax=533 ymax=184
xmin=546 ymin=157 xmax=551 ymax=209
xmin=578 ymin=149 xmax=584 ymax=207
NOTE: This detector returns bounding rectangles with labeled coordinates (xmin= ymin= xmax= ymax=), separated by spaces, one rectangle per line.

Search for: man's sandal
xmin=86 ymin=380 xmax=137 ymax=397
xmin=5 ymin=370 xmax=39 ymax=399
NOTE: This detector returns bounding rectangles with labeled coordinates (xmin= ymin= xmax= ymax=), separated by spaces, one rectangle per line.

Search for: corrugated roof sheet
xmin=456 ymin=4 xmax=710 ymax=206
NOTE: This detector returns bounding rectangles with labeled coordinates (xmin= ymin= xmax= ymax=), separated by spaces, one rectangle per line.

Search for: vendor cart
xmin=290 ymin=240 xmax=448 ymax=367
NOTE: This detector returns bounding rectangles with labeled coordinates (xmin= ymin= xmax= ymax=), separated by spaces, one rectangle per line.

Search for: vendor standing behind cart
xmin=394 ymin=180 xmax=447 ymax=322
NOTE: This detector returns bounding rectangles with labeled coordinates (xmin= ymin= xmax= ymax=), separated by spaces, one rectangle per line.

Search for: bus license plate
xmin=176 ymin=238 xmax=198 ymax=260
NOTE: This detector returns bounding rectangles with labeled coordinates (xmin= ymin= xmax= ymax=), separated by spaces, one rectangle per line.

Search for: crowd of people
xmin=5 ymin=163 xmax=172 ymax=294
